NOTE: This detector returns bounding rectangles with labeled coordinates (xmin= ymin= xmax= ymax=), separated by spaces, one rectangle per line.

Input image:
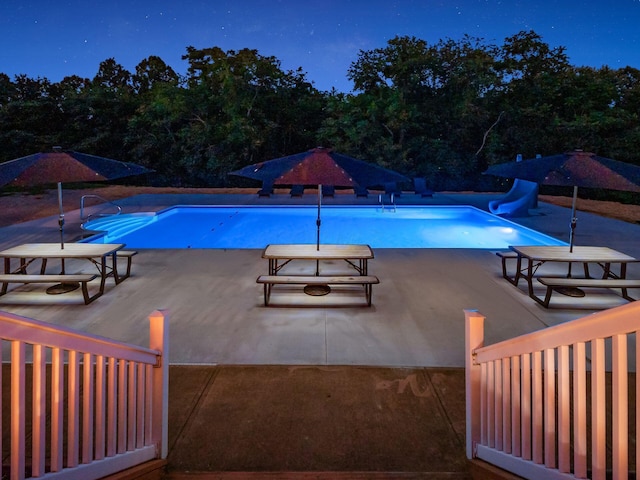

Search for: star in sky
xmin=1 ymin=0 xmax=639 ymax=92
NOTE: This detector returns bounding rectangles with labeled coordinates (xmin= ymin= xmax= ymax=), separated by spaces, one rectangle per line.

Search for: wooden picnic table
xmin=0 ymin=243 xmax=126 ymax=300
xmin=506 ymin=245 xmax=640 ymax=306
xmin=259 ymin=244 xmax=378 ymax=306
xmin=262 ymin=243 xmax=374 ymax=276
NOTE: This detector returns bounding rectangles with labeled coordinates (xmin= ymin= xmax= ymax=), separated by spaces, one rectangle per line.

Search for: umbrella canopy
xmin=230 ymin=147 xmax=409 ymax=189
xmin=483 ymin=150 xmax=640 ymax=250
xmin=0 ymin=148 xmax=152 ymax=248
xmin=0 ymin=149 xmax=151 ymax=188
xmin=230 ymin=147 xmax=409 ymax=249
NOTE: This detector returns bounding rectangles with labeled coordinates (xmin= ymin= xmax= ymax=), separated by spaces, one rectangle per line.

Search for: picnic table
xmin=0 ymin=243 xmax=131 ymax=303
xmin=258 ymin=244 xmax=378 ymax=306
xmin=503 ymin=245 xmax=640 ymax=307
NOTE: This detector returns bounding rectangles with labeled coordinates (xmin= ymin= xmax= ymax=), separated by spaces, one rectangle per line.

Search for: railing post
xmin=465 ymin=309 xmax=485 ymax=460
xmin=149 ymin=309 xmax=169 ymax=459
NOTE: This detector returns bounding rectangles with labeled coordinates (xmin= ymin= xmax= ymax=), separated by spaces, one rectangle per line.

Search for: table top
xmin=0 ymin=243 xmax=125 ymax=258
xmin=509 ymin=245 xmax=638 ymax=263
xmin=263 ymin=244 xmax=374 ymax=260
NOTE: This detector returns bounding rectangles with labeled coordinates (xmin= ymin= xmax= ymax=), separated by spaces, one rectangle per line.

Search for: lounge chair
xmin=257 ymin=180 xmax=274 ymax=197
xmin=413 ymin=177 xmax=434 ymax=197
xmin=384 ymin=182 xmax=401 ymax=198
xmin=354 ymin=186 xmax=369 ymax=197
xmin=290 ymin=185 xmax=304 ymax=197
xmin=322 ymin=185 xmax=335 ymax=197
xmin=488 ymin=178 xmax=539 ymax=217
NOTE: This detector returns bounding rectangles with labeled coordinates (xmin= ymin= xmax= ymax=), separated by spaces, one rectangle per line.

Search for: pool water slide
xmin=488 ymin=179 xmax=539 ymax=217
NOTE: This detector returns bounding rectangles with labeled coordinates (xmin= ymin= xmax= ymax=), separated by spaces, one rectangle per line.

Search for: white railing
xmin=465 ymin=301 xmax=640 ymax=480
xmin=1 ymin=309 xmax=169 ymax=480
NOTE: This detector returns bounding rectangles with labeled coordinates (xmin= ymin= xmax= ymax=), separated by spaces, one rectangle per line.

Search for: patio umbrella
xmin=483 ymin=150 xmax=640 ymax=251
xmin=484 ymin=150 xmax=640 ymax=295
xmin=0 ymin=147 xmax=152 ymax=248
xmin=0 ymin=147 xmax=151 ymax=292
xmin=230 ymin=147 xmax=409 ymax=250
xmin=231 ymin=147 xmax=408 ymax=295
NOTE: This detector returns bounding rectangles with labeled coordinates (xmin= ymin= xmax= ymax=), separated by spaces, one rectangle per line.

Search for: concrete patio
xmin=1 ymin=189 xmax=639 ymax=477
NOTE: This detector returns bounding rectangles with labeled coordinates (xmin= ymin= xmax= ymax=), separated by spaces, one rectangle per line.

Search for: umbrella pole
xmin=569 ymin=186 xmax=578 ymax=253
xmin=557 ymin=185 xmax=585 ymax=298
xmin=305 ymin=184 xmax=331 ymax=296
xmin=47 ymin=182 xmax=80 ymax=295
xmin=58 ymin=182 xmax=65 ymax=251
xmin=316 ymin=184 xmax=321 ymax=251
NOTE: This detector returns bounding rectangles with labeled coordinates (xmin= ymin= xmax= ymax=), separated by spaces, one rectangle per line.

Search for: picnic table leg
xmin=98 ymin=256 xmax=107 ymax=294
xmin=526 ymin=259 xmax=535 ymax=297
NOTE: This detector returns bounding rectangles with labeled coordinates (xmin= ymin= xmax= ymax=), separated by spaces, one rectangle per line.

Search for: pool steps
xmin=82 ymin=213 xmax=155 ymax=239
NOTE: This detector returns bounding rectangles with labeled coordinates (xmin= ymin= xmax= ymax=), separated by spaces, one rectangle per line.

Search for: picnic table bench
xmin=537 ymin=277 xmax=640 ymax=307
xmin=0 ymin=273 xmax=100 ymax=304
xmin=257 ymin=274 xmax=379 ymax=306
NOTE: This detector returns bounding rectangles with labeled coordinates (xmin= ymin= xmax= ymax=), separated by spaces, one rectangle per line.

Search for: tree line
xmin=1 ymin=30 xmax=639 ymax=194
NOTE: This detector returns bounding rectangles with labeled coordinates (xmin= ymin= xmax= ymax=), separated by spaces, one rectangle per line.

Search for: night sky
xmin=1 ymin=0 xmax=639 ymax=93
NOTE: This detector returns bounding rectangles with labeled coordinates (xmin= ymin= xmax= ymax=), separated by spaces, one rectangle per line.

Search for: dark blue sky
xmin=1 ymin=0 xmax=639 ymax=92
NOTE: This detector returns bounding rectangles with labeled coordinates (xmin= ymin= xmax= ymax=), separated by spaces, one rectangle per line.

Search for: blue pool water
xmin=81 ymin=205 xmax=565 ymax=249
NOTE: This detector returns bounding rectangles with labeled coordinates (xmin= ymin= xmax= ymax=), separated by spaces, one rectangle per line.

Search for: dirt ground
xmin=0 ymin=185 xmax=639 ymax=227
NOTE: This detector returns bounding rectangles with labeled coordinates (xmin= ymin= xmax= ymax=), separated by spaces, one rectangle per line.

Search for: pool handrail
xmin=80 ymin=194 xmax=122 ymax=221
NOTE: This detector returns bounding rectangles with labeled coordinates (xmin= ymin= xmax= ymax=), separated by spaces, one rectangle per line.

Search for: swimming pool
xmin=81 ymin=205 xmax=565 ymax=249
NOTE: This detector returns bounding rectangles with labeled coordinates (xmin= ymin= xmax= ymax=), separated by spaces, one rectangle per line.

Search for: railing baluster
xmin=612 ymin=334 xmax=628 ymax=479
xmin=495 ymin=360 xmax=503 ymax=451
xmin=11 ymin=340 xmax=26 ymax=480
xmin=51 ymin=347 xmax=64 ymax=472
xmin=95 ymin=354 xmax=106 ymax=460
xmin=107 ymin=356 xmax=117 ymax=457
xmin=487 ymin=360 xmax=495 ymax=448
xmin=520 ymin=353 xmax=531 ymax=461
xmin=32 ymin=344 xmax=46 ymax=477
xmin=573 ymin=341 xmax=587 ymax=478
xmin=68 ymin=349 xmax=80 ymax=468
xmin=480 ymin=363 xmax=487 ymax=446
xmin=145 ymin=363 xmax=153 ymax=446
xmin=502 ymin=357 xmax=511 ymax=453
xmin=510 ymin=355 xmax=521 ymax=457
xmin=591 ymin=338 xmax=606 ymax=480
xmin=136 ymin=363 xmax=146 ymax=448
xmin=532 ymin=350 xmax=543 ymax=464
xmin=557 ymin=344 xmax=570 ymax=472
xmin=543 ymin=348 xmax=556 ymax=468
xmin=83 ymin=352 xmax=95 ymax=464
xmin=128 ymin=360 xmax=137 ymax=450
xmin=118 ymin=359 xmax=128 ymax=454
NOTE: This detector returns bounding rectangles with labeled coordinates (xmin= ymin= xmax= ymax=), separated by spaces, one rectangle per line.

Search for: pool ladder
xmin=378 ymin=193 xmax=396 ymax=212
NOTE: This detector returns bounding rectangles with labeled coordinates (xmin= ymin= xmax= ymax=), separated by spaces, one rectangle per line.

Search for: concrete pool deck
xmin=1 ymin=190 xmax=639 ymax=367
xmin=2 ymin=190 xmax=640 ymax=477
